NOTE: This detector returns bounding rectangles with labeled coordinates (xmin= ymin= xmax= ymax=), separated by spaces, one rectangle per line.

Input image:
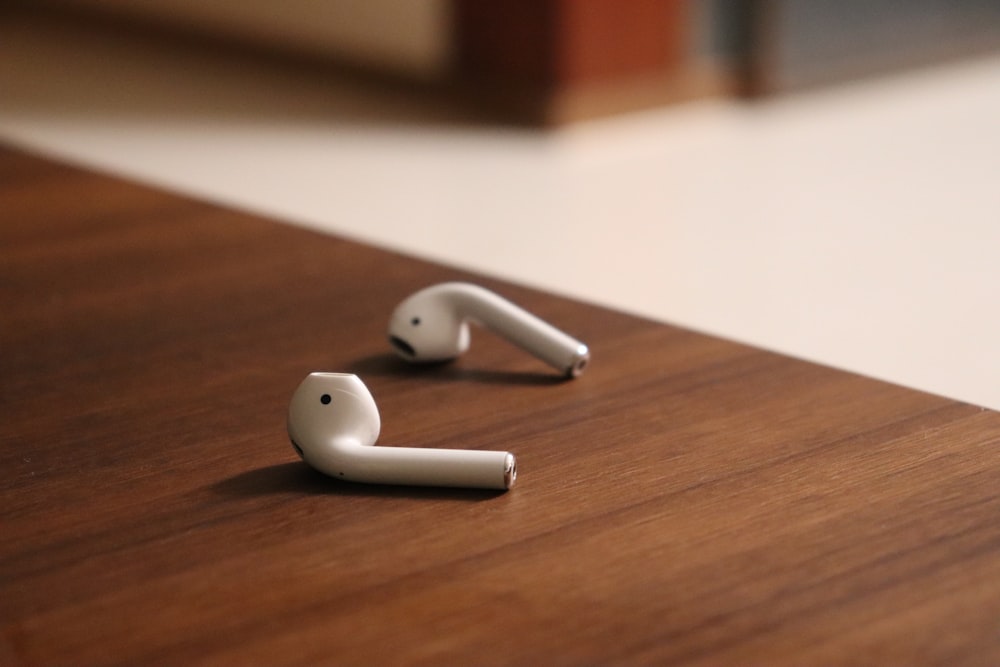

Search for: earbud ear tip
xmin=387 ymin=315 xmax=470 ymax=363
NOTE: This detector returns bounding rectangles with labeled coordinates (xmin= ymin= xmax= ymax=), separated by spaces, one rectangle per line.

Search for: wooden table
xmin=2 ymin=144 xmax=999 ymax=665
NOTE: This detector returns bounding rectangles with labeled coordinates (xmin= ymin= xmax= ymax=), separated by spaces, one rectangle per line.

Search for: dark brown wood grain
xmin=2 ymin=144 xmax=999 ymax=665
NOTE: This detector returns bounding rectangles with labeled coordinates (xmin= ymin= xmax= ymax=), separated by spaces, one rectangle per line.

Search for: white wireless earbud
xmin=388 ymin=282 xmax=590 ymax=378
xmin=287 ymin=372 xmax=516 ymax=490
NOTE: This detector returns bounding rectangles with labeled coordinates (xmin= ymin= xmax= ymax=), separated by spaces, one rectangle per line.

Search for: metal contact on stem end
xmin=566 ymin=344 xmax=590 ymax=378
xmin=503 ymin=453 xmax=517 ymax=489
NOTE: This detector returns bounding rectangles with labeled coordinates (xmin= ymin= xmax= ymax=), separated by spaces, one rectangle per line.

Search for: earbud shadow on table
xmin=212 ymin=462 xmax=506 ymax=501
xmin=347 ymin=353 xmax=568 ymax=386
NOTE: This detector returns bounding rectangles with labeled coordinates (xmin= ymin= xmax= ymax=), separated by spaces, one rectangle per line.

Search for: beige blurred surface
xmin=2 ymin=11 xmax=999 ymax=409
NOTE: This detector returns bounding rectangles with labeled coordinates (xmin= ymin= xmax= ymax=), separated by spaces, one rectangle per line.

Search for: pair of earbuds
xmin=287 ymin=282 xmax=590 ymax=491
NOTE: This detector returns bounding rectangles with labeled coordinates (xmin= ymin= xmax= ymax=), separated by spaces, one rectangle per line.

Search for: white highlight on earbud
xmin=388 ymin=282 xmax=590 ymax=378
xmin=287 ymin=372 xmax=516 ymax=490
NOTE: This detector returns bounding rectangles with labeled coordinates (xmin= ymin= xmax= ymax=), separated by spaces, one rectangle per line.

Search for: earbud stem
xmin=323 ymin=439 xmax=515 ymax=490
xmin=453 ymin=284 xmax=590 ymax=377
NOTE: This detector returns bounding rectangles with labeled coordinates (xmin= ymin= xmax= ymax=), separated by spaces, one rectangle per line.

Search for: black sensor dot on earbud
xmin=411 ymin=317 xmax=421 ymax=326
xmin=320 ymin=394 xmax=331 ymax=405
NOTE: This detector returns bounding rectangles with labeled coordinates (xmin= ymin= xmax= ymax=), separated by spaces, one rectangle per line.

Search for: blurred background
xmin=2 ymin=0 xmax=999 ymax=408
